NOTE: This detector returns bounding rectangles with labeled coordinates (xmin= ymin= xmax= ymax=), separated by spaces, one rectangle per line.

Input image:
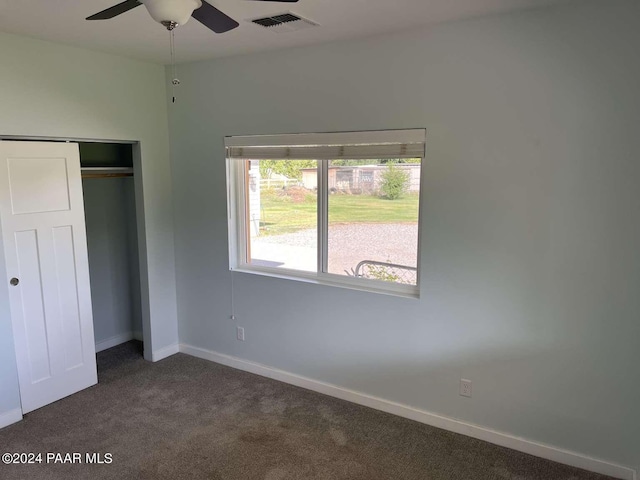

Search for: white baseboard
xmin=151 ymin=343 xmax=180 ymax=362
xmin=179 ymin=343 xmax=636 ymax=480
xmin=95 ymin=331 xmax=145 ymax=353
xmin=95 ymin=332 xmax=135 ymax=353
xmin=0 ymin=408 xmax=23 ymax=430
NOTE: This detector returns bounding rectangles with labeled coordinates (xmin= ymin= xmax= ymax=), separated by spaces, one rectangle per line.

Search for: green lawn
xmin=258 ymin=189 xmax=419 ymax=236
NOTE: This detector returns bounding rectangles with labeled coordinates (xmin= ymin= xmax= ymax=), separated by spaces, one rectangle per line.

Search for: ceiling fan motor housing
xmin=141 ymin=0 xmax=202 ymax=27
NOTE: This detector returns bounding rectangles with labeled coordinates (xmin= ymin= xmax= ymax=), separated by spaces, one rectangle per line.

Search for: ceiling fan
xmin=87 ymin=0 xmax=299 ymax=32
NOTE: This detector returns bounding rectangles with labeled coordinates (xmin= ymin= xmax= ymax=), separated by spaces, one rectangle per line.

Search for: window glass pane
xmin=327 ymin=159 xmax=420 ymax=285
xmin=246 ymin=160 xmax=317 ymax=272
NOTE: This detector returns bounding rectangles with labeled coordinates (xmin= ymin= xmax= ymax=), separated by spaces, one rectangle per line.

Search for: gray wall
xmin=83 ymin=177 xmax=142 ymax=345
xmin=167 ymin=0 xmax=640 ymax=472
xmin=0 ymin=33 xmax=178 ymax=420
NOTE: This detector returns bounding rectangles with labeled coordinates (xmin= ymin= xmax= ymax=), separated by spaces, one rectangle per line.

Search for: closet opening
xmin=1 ymin=134 xmax=154 ymax=412
xmin=79 ymin=142 xmax=144 ymax=364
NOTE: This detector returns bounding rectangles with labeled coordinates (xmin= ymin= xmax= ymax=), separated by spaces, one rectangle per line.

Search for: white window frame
xmin=225 ymin=129 xmax=425 ymax=298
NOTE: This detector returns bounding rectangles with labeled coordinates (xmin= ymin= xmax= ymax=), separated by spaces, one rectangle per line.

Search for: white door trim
xmin=0 ymin=135 xmax=152 ymax=361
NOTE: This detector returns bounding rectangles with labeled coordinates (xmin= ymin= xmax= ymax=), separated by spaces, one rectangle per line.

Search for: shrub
xmin=379 ymin=164 xmax=410 ymax=200
xmin=367 ymin=264 xmax=401 ymax=283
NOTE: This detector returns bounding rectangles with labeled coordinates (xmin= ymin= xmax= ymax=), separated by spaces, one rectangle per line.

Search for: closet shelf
xmin=81 ymin=167 xmax=134 ymax=179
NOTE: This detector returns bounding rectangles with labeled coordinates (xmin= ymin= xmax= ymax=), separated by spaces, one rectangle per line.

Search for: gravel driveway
xmin=252 ymin=223 xmax=418 ymax=275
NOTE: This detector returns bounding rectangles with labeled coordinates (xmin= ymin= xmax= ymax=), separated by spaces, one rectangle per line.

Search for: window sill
xmin=230 ymin=266 xmax=420 ymax=299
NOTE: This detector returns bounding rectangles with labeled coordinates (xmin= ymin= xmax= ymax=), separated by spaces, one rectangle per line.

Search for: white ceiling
xmin=0 ymin=0 xmax=568 ymax=64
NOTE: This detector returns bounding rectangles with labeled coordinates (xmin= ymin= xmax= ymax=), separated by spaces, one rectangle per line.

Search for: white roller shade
xmin=225 ymin=129 xmax=425 ymax=160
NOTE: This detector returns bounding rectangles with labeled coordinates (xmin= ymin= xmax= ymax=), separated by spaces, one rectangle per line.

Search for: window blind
xmin=225 ymin=129 xmax=425 ymax=160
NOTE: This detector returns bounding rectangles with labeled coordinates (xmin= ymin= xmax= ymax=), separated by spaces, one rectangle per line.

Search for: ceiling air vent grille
xmin=250 ymin=13 xmax=318 ymax=33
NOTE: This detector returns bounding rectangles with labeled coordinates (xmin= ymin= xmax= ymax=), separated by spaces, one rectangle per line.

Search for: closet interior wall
xmin=80 ymin=143 xmax=142 ymax=352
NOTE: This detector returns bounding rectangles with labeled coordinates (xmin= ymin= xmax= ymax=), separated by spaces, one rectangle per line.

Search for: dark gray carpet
xmin=0 ymin=342 xmax=615 ymax=480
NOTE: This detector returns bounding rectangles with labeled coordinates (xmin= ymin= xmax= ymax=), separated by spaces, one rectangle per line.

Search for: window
xmin=225 ymin=129 xmax=425 ymax=297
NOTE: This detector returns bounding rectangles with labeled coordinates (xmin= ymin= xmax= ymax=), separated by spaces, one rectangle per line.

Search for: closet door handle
xmin=9 ymin=277 xmax=19 ymax=286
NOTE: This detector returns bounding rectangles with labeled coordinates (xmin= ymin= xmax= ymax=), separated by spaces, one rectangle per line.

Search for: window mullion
xmin=317 ymin=159 xmax=329 ymax=275
xmin=237 ymin=160 xmax=250 ymax=267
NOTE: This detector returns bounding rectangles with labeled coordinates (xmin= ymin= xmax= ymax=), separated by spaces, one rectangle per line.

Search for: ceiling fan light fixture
xmin=141 ymin=0 xmax=202 ymax=27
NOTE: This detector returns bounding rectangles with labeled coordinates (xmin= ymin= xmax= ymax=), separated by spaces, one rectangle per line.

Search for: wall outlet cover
xmin=460 ymin=379 xmax=472 ymax=398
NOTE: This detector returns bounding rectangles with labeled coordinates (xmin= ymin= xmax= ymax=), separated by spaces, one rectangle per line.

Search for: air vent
xmin=250 ymin=12 xmax=318 ymax=33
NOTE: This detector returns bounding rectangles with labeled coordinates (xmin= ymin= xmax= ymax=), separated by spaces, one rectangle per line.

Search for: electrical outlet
xmin=460 ymin=379 xmax=472 ymax=398
xmin=236 ymin=326 xmax=245 ymax=341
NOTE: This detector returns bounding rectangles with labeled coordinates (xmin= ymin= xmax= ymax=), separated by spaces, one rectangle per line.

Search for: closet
xmin=0 ymin=139 xmax=144 ymax=413
xmin=79 ymin=142 xmax=143 ymax=354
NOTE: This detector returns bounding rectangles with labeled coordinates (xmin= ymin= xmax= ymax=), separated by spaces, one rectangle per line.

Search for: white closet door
xmin=0 ymin=141 xmax=97 ymax=413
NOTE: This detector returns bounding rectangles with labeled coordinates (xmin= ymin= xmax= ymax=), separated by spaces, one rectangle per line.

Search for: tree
xmin=379 ymin=158 xmax=414 ymax=164
xmin=331 ymin=158 xmax=415 ymax=166
xmin=259 ymin=160 xmax=316 ymax=180
xmin=330 ymin=159 xmax=374 ymax=167
xmin=379 ymin=164 xmax=410 ymax=200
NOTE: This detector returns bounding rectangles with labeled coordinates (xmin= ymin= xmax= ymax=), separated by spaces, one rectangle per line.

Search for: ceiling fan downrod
xmin=169 ymin=28 xmax=180 ymax=103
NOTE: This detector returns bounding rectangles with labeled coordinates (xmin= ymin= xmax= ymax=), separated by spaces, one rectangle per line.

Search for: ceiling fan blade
xmin=192 ymin=1 xmax=240 ymax=33
xmin=86 ymin=0 xmax=142 ymax=20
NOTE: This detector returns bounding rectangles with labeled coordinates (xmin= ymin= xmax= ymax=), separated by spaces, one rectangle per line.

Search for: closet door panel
xmin=0 ymin=141 xmax=97 ymax=414
xmin=13 ymin=229 xmax=52 ymax=383
xmin=52 ymin=225 xmax=85 ymax=370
